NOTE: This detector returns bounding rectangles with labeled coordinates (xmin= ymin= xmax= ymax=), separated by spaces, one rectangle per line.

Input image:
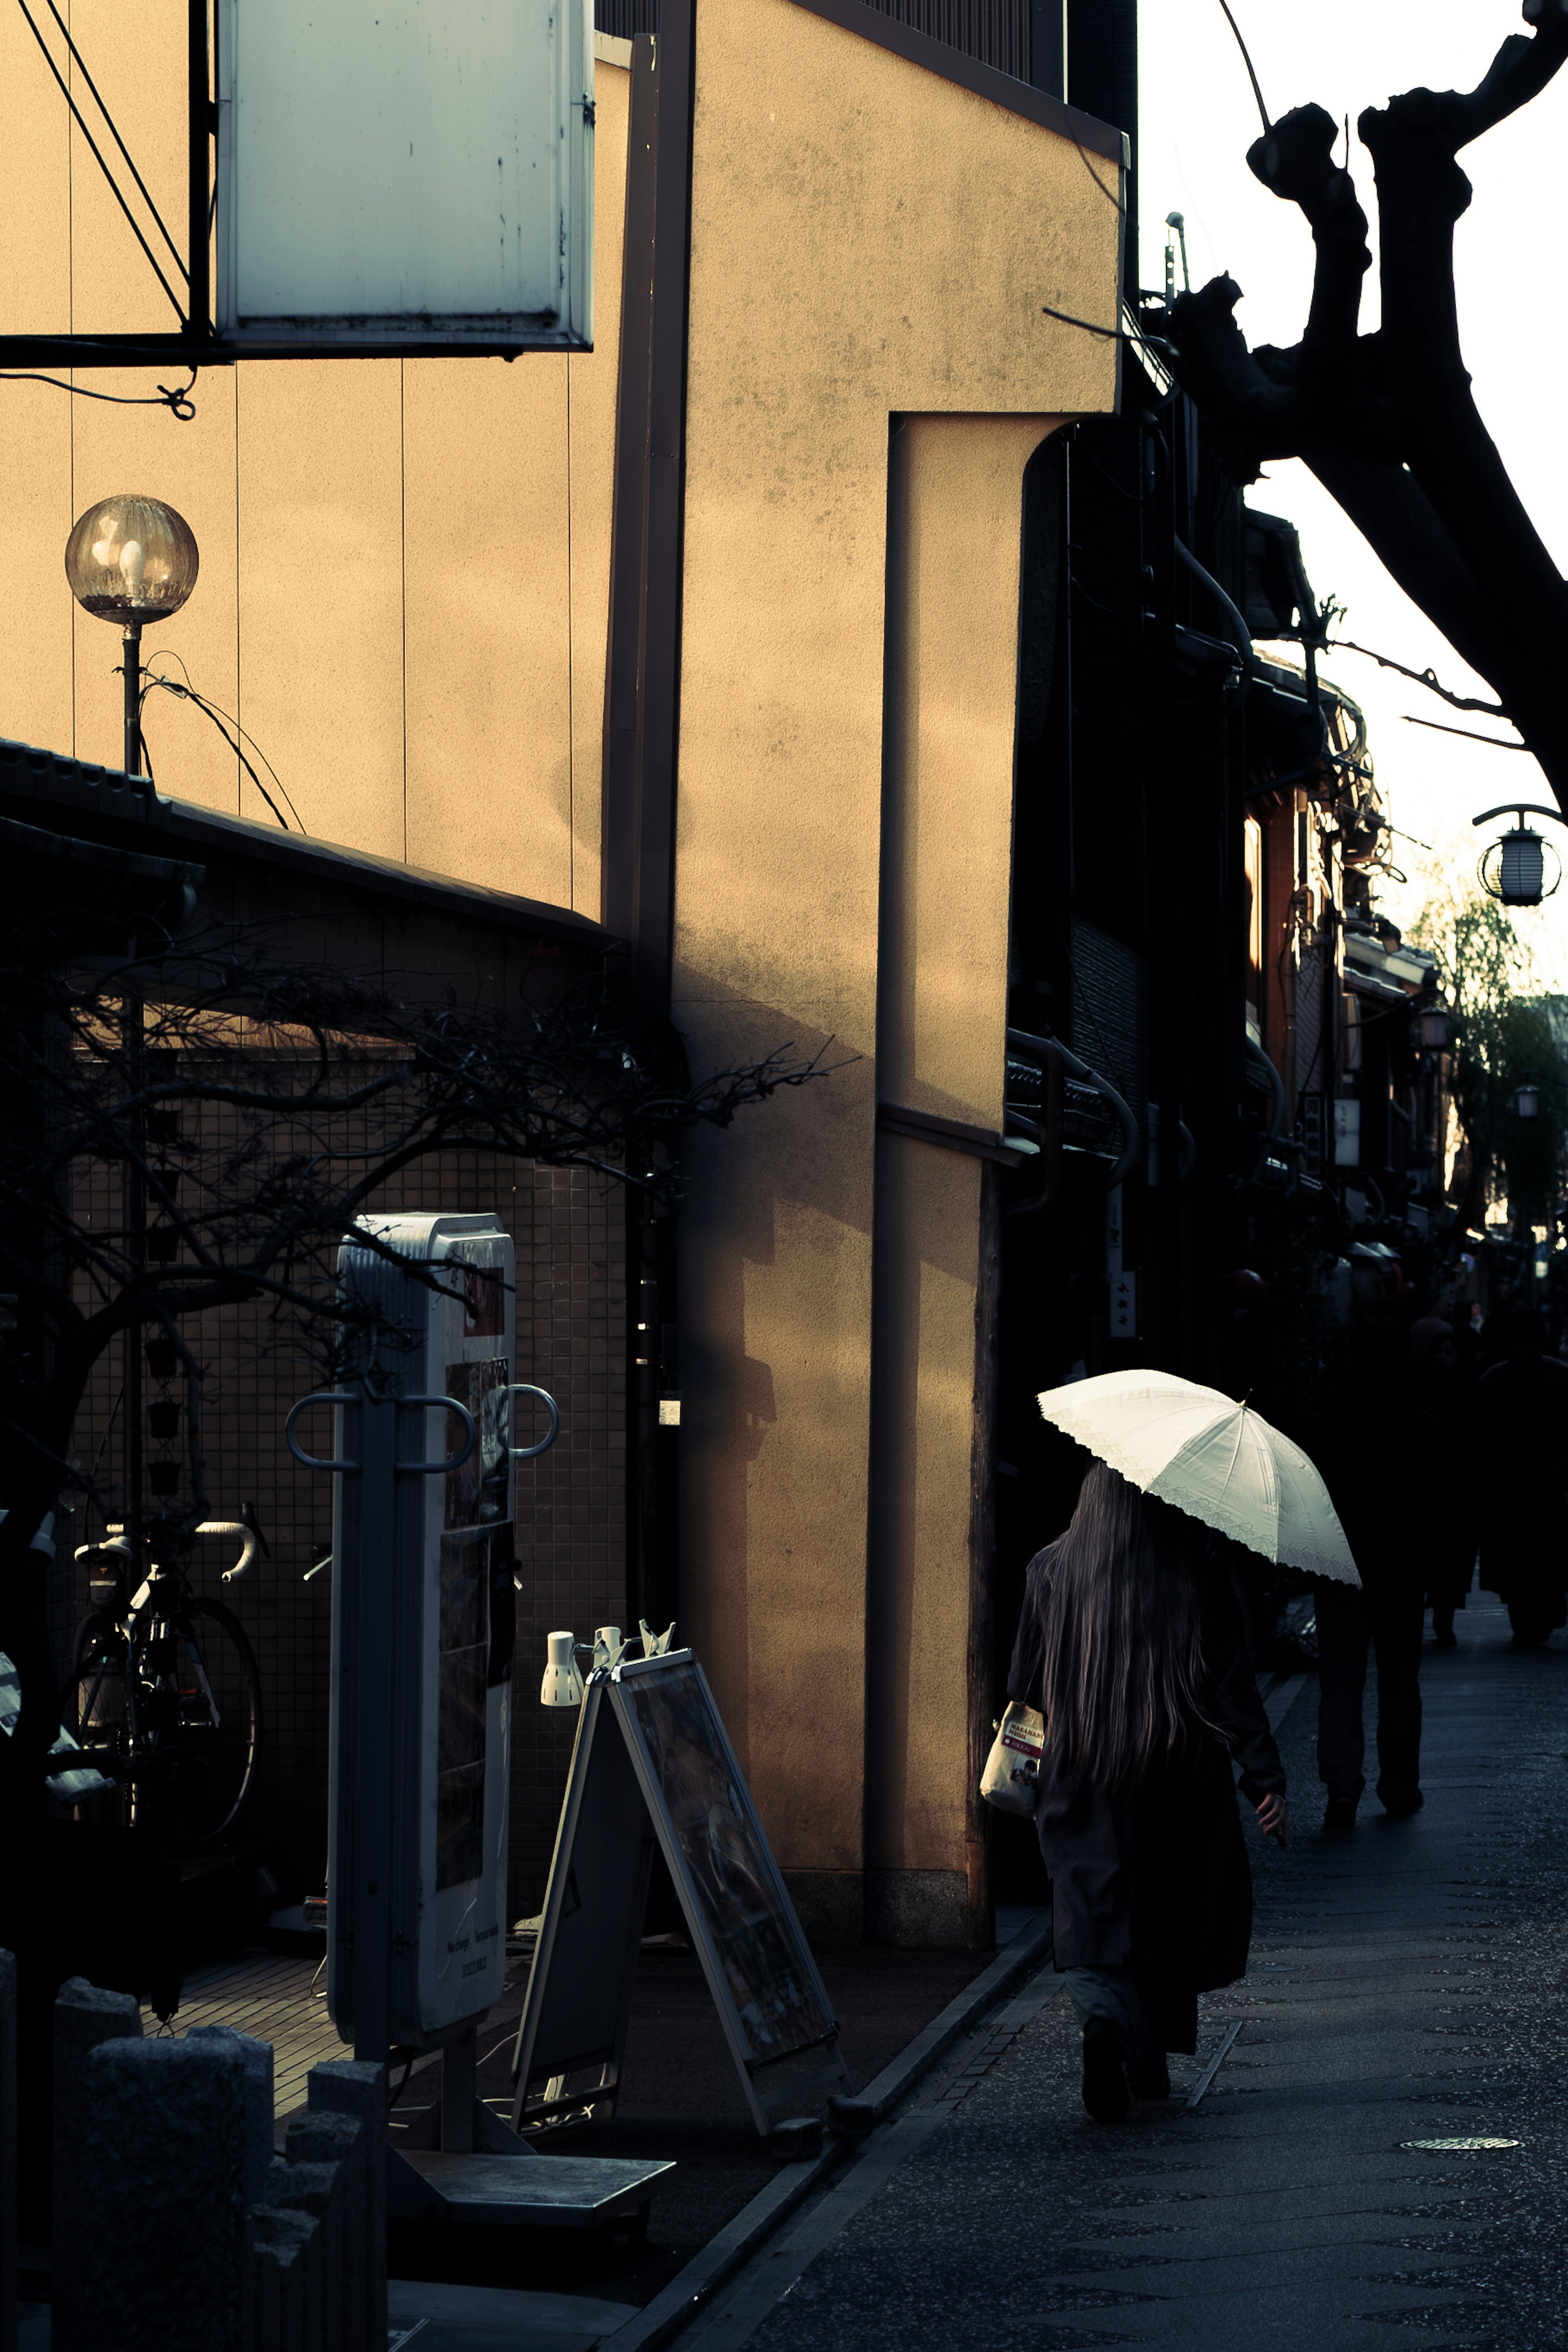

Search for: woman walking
xmin=1007 ymin=1462 xmax=1290 ymax=2123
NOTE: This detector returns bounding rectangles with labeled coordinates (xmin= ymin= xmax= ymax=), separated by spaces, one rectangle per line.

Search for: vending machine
xmin=321 ymin=1212 xmax=530 ymax=2051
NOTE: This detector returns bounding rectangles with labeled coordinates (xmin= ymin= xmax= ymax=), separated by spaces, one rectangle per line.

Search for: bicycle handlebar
xmin=195 ymin=1520 xmax=261 ymax=1583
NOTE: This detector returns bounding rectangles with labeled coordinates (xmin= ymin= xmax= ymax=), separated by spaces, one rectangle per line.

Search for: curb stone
xmin=597 ymin=1911 xmax=1053 ymax=2352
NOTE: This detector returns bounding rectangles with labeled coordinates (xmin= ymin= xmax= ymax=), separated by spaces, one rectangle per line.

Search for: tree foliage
xmin=1412 ymin=883 xmax=1568 ymax=1229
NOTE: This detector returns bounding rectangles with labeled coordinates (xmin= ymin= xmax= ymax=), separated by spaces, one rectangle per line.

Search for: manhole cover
xmin=1399 ymin=2137 xmax=1520 ymax=2152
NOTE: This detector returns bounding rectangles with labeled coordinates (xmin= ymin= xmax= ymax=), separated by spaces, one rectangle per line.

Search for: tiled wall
xmin=64 ymin=1151 xmax=626 ymax=1922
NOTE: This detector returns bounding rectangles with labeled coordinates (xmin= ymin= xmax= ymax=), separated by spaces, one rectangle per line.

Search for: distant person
xmin=1007 ymin=1463 xmax=1288 ymax=2125
xmin=1407 ymin=1314 xmax=1481 ymax=1647
xmin=1476 ymin=1306 xmax=1568 ymax=1646
xmin=1299 ymin=1321 xmax=1443 ymax=1824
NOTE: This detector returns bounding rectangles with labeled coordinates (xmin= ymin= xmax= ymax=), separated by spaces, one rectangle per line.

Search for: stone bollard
xmin=285 ymin=2110 xmax=366 ymax=2352
xmin=306 ymin=2058 xmax=386 ymax=2348
xmin=249 ymin=2206 xmax=323 ymax=2352
xmin=1 ymin=1950 xmax=16 ymax=2352
xmin=51 ymin=1975 xmax=141 ymax=2335
xmin=188 ymin=2026 xmax=275 ymax=2208
xmin=56 ymin=2036 xmax=247 ymax=2352
xmin=263 ymin=2160 xmax=342 ymax=2351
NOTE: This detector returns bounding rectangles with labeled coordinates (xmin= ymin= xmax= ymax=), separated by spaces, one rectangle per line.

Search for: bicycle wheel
xmin=63 ymin=1612 xmax=134 ymax=1826
xmin=142 ymin=1598 xmax=264 ymax=1848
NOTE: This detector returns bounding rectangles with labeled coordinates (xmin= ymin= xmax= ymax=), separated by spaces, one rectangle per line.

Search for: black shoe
xmin=1381 ymin=1789 xmax=1424 ymax=1817
xmin=1081 ymin=2017 xmax=1129 ymax=2124
xmin=1323 ymin=1796 xmax=1359 ymax=1831
xmin=1127 ymin=2053 xmax=1171 ymax=2100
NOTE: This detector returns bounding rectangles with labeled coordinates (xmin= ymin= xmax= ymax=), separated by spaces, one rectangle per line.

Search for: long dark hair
xmin=1038 ymin=1461 xmax=1219 ymax=1791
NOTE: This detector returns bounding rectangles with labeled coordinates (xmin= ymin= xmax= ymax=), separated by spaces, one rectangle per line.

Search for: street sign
xmin=216 ymin=0 xmax=594 ymax=353
xmin=512 ymin=1652 xmax=853 ymax=2137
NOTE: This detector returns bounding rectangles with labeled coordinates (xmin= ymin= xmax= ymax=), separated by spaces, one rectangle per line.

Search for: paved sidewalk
xmin=688 ymin=1590 xmax=1568 ymax=2352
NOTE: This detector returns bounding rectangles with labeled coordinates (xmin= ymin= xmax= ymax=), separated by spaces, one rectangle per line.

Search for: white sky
xmin=1137 ymin=1 xmax=1568 ymax=987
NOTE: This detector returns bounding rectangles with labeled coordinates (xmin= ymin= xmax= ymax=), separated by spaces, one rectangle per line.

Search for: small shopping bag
xmin=980 ymin=1700 xmax=1045 ymax=1817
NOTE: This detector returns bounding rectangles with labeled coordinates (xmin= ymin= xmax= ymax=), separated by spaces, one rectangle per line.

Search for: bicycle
xmin=62 ymin=1509 xmax=266 ymax=1847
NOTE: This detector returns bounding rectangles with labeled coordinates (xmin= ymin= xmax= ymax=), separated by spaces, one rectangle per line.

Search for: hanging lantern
xmin=1503 ymin=827 xmax=1544 ymax=904
xmin=1417 ymin=1006 xmax=1450 ymax=1051
xmin=1512 ymin=1081 xmax=1542 ymax=1120
xmin=1474 ymin=804 xmax=1563 ymax=907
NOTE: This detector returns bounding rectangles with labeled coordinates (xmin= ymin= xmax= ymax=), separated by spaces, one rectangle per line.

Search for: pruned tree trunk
xmin=1165 ymin=0 xmax=1568 ymax=810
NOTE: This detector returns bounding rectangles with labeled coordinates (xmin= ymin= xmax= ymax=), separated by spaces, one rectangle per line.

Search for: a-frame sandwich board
xmin=511 ymin=1649 xmax=852 ymax=2137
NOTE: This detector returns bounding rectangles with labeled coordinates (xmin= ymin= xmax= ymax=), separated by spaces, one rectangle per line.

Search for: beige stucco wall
xmin=866 ymin=414 xmax=1055 ymax=1944
xmin=0 ymin=9 xmax=629 ymax=919
xmin=671 ymin=0 xmax=1119 ymax=1931
xmin=0 ymin=0 xmax=1122 ymax=1940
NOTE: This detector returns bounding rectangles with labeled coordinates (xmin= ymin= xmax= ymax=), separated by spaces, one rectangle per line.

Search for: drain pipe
xmin=1175 ymin=538 xmax=1254 ymax=689
xmin=1006 ymin=1029 xmax=1143 ymax=1193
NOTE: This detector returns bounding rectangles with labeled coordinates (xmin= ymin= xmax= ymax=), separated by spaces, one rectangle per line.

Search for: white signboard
xmin=216 ymin=0 xmax=593 ymax=353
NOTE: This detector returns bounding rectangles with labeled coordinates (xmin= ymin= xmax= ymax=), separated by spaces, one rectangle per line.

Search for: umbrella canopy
xmin=1037 ymin=1368 xmax=1360 ymax=1586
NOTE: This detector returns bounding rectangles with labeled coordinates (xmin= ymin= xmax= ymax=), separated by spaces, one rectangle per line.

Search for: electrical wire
xmin=0 ymin=368 xmax=197 ymax=419
xmin=37 ymin=0 xmax=189 ymax=282
xmin=1215 ymin=0 xmax=1271 ymax=133
xmin=13 ymin=0 xmax=187 ymax=323
xmin=1405 ymin=715 xmax=1528 ymax=753
xmin=146 ymin=653 xmax=304 ymax=829
xmin=139 ymin=657 xmax=304 ymax=832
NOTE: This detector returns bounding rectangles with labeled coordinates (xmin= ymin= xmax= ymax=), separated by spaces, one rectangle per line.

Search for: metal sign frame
xmin=287 ymin=1212 xmax=559 ymax=2064
xmin=0 ymin=0 xmax=592 ymax=373
xmin=512 ymin=1650 xmax=852 ymax=2138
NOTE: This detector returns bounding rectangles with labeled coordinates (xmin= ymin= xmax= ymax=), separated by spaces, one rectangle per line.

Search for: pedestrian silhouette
xmin=1299 ymin=1320 xmax=1442 ymax=1826
xmin=1407 ymin=1311 xmax=1480 ymax=1647
xmin=1475 ymin=1304 xmax=1568 ymax=1646
xmin=1007 ymin=1463 xmax=1287 ymax=2124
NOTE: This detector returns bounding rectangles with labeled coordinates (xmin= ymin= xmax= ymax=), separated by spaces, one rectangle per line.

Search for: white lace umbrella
xmin=1037 ymin=1369 xmax=1360 ymax=1586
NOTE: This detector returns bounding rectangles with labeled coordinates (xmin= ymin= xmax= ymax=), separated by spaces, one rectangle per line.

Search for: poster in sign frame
xmin=512 ymin=1650 xmax=851 ymax=2136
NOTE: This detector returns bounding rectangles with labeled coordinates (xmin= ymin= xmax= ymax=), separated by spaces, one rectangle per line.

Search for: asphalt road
xmin=688 ymin=1588 xmax=1567 ymax=2352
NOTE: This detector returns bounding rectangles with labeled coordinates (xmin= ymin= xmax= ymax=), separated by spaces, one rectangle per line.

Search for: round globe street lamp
xmin=65 ymin=494 xmax=199 ymax=777
xmin=1473 ymin=802 xmax=1565 ymax=908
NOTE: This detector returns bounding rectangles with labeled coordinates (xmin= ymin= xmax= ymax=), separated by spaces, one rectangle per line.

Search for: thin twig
xmin=1327 ymin=639 xmax=1508 ymax=717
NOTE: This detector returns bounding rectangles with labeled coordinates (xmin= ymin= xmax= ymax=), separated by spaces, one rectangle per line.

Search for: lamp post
xmin=63 ymin=495 xmax=198 ymax=1554
xmin=64 ymin=494 xmax=199 ymax=777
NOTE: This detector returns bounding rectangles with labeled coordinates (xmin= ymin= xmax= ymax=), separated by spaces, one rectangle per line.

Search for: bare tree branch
xmin=0 ymin=918 xmax=835 ymax=1769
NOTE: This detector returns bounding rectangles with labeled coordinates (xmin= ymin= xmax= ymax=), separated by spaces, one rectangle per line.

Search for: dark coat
xmin=1007 ymin=1545 xmax=1284 ymax=2043
xmin=1293 ymin=1399 xmax=1447 ymax=1599
xmin=1477 ymin=1353 xmax=1568 ymax=1599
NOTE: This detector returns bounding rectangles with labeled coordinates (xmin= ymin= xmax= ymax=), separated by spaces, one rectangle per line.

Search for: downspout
xmin=1005 ymin=1028 xmax=1145 ymax=1194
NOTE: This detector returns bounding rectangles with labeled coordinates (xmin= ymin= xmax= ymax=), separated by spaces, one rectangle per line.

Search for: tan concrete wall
xmin=671 ymin=0 xmax=1119 ymax=1931
xmin=0 ymin=12 xmax=630 ymax=918
xmin=866 ymin=415 xmax=1054 ymax=1946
